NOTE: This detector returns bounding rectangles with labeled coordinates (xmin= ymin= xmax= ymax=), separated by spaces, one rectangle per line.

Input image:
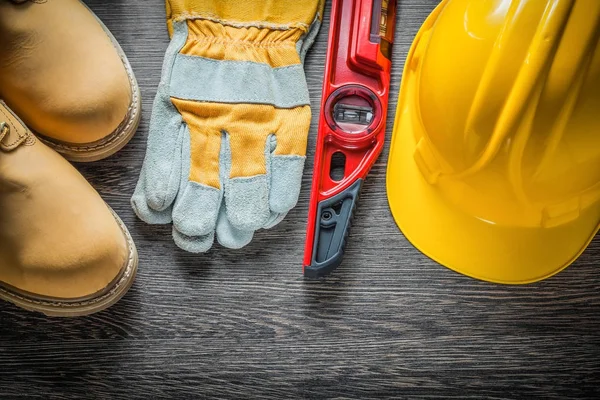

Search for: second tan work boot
xmin=0 ymin=0 xmax=141 ymax=162
xmin=0 ymin=101 xmax=138 ymax=316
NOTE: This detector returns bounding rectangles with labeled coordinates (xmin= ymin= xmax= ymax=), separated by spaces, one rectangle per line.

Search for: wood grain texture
xmin=1 ymin=1 xmax=599 ymax=399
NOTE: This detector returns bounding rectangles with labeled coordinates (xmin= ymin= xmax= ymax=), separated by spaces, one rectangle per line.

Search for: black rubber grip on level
xmin=304 ymin=179 xmax=363 ymax=279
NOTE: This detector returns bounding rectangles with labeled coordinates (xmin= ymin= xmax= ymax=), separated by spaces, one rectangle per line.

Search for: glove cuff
xmin=179 ymin=19 xmax=306 ymax=68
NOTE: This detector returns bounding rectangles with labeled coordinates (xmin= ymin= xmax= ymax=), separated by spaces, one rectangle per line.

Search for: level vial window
xmin=332 ymin=95 xmax=375 ymax=133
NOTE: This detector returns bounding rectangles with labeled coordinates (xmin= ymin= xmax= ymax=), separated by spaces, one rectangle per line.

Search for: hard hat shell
xmin=386 ymin=0 xmax=600 ymax=283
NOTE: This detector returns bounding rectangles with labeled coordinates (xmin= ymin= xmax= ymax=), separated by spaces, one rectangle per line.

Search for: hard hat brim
xmin=387 ymin=106 xmax=600 ymax=284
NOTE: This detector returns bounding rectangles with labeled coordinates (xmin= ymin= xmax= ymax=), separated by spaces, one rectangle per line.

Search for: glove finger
xmin=172 ymin=183 xmax=220 ymax=237
xmin=131 ymin=167 xmax=173 ymax=224
xmin=263 ymin=211 xmax=288 ymax=229
xmin=269 ymin=154 xmax=305 ymax=214
xmin=261 ymin=134 xmax=299 ymax=229
xmin=131 ymin=116 xmax=183 ymax=222
xmin=141 ymin=90 xmax=185 ymax=212
xmin=217 ymin=134 xmax=287 ymax=231
xmin=172 ymin=226 xmax=215 ymax=254
xmin=225 ymin=175 xmax=270 ymax=231
xmin=267 ymin=104 xmax=310 ymax=218
xmin=171 ymin=124 xmax=221 ymax=237
xmin=223 ymin=132 xmax=270 ymax=231
xmin=134 ymin=21 xmax=189 ymax=212
xmin=215 ymin=201 xmax=254 ymax=250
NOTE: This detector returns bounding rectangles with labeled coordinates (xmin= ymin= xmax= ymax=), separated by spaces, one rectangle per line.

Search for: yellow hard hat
xmin=387 ymin=0 xmax=600 ymax=284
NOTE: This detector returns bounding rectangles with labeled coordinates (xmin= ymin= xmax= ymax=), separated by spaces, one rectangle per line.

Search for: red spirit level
xmin=303 ymin=0 xmax=397 ymax=278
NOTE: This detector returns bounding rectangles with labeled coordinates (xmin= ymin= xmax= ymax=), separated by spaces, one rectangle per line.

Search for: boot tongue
xmin=0 ymin=101 xmax=31 ymax=151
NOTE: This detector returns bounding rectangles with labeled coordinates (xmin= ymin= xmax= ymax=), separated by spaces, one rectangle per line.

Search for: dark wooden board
xmin=1 ymin=1 xmax=599 ymax=398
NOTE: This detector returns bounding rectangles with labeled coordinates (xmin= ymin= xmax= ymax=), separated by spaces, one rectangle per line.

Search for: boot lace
xmin=0 ymin=122 xmax=8 ymax=141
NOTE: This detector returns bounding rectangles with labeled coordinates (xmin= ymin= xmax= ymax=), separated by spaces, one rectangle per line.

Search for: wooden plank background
xmin=1 ymin=0 xmax=599 ymax=398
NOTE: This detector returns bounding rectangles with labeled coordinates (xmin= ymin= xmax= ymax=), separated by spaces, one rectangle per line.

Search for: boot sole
xmin=37 ymin=2 xmax=142 ymax=163
xmin=0 ymin=207 xmax=138 ymax=317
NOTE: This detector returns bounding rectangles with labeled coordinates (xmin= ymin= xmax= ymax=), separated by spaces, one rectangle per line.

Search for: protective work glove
xmin=132 ymin=0 xmax=325 ymax=252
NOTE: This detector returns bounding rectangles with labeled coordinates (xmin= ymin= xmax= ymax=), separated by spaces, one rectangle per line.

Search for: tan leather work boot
xmin=0 ymin=102 xmax=138 ymax=316
xmin=0 ymin=0 xmax=141 ymax=162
